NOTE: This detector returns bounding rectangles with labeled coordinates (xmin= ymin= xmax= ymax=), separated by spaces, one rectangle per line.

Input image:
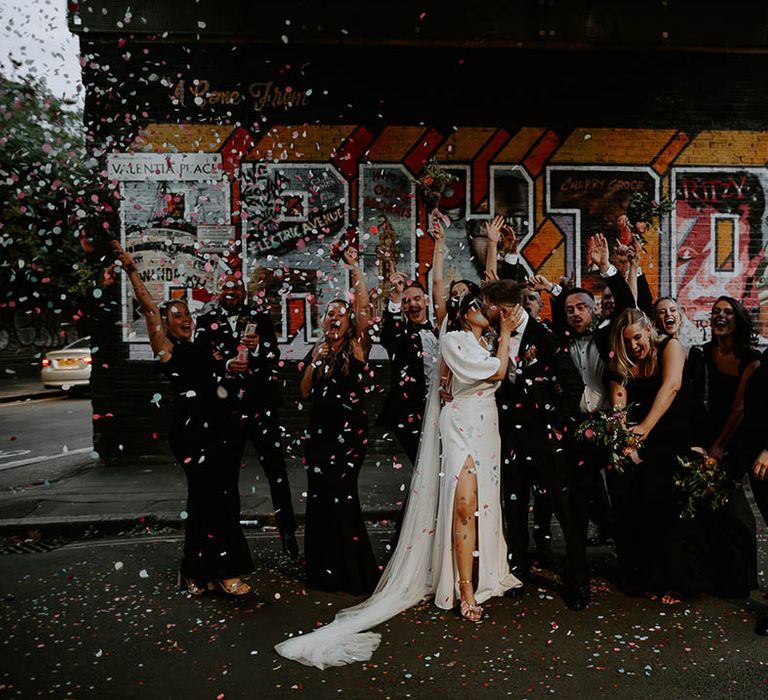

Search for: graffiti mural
xmin=545 ymin=166 xmax=661 ymax=290
xmin=240 ymin=162 xmax=349 ymax=353
xmin=672 ymin=168 xmax=768 ymax=335
xmin=112 ymin=125 xmax=768 ymax=352
xmin=110 ymin=154 xmax=232 ymax=345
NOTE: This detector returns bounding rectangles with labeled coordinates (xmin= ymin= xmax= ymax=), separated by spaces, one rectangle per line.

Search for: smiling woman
xmin=111 ymin=240 xmax=254 ymax=599
xmin=298 ymin=244 xmax=380 ymax=596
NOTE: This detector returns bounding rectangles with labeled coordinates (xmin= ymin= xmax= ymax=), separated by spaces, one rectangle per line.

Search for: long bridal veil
xmin=274 ymin=365 xmax=445 ymax=669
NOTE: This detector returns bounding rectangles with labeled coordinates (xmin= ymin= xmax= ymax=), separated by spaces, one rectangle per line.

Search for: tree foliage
xmin=0 ymin=73 xmax=117 ymax=329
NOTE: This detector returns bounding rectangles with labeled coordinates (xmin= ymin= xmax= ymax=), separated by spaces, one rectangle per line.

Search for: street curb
xmin=0 ymin=510 xmax=401 ymax=540
xmin=0 ymin=390 xmax=66 ymax=404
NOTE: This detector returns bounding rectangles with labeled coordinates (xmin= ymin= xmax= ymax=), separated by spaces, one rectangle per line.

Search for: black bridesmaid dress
xmin=303 ymin=354 xmax=380 ymax=595
xmin=609 ymin=338 xmax=692 ymax=589
xmin=162 ymin=338 xmax=253 ymax=582
xmin=653 ymin=342 xmax=756 ymax=598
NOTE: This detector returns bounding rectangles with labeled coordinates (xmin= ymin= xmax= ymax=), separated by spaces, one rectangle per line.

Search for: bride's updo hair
xmin=447 ymin=291 xmax=483 ymax=333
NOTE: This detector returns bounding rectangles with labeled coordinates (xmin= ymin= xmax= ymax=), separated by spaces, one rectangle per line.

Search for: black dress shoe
xmin=280 ymin=531 xmax=299 ymax=560
xmin=565 ymin=582 xmax=591 ymax=611
xmin=755 ymin=616 xmax=768 ymax=636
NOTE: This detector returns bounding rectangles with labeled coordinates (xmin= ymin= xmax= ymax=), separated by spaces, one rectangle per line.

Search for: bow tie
xmin=413 ymin=321 xmax=433 ymax=331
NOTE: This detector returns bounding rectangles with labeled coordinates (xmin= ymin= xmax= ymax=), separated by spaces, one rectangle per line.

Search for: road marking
xmin=0 ymin=396 xmax=69 ymax=407
xmin=0 ymin=446 xmax=93 ymax=471
xmin=0 ymin=449 xmax=32 ymax=460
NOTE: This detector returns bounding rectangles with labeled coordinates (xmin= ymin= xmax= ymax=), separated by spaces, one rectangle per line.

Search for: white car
xmin=41 ymin=337 xmax=92 ymax=390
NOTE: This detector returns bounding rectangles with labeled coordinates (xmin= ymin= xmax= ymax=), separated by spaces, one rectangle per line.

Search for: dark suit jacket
xmin=378 ymin=306 xmax=430 ymax=428
xmin=497 ymin=316 xmax=585 ymax=440
xmin=194 ymin=301 xmax=282 ymax=412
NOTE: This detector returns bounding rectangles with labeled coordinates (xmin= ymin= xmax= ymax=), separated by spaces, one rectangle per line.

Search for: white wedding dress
xmin=275 ymin=328 xmax=520 ymax=669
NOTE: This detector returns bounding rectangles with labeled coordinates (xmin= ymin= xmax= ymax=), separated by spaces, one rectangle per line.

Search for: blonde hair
xmin=609 ymin=308 xmax=661 ymax=383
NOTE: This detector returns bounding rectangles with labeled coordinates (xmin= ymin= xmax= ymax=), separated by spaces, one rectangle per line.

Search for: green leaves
xmin=0 ymin=73 xmax=116 ymax=320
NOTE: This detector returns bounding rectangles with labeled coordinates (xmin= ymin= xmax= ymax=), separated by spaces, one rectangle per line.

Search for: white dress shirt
xmin=507 ymin=309 xmax=530 ymax=384
xmin=387 ymin=300 xmax=439 ymax=389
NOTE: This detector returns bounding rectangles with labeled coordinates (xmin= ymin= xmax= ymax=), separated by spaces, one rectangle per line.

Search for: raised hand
xmin=501 ymin=221 xmax=518 ymax=254
xmin=341 ymin=246 xmax=359 ymax=268
xmin=526 ymin=274 xmax=553 ymax=293
xmin=559 ymin=271 xmax=576 ymax=289
xmin=587 ymin=233 xmax=610 ymax=273
xmin=484 ymin=214 xmax=506 ymax=244
xmin=483 ymin=269 xmax=500 ymax=282
xmin=111 ymin=240 xmax=137 ymax=273
xmin=430 ymin=209 xmax=446 ymax=242
xmin=388 ymin=271 xmax=407 ymax=303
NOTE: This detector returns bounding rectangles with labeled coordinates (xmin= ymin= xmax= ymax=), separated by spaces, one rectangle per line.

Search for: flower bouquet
xmin=575 ymin=406 xmax=639 ymax=473
xmin=415 ymin=158 xmax=457 ymax=212
xmin=624 ymin=191 xmax=675 ymax=250
xmin=330 ymin=225 xmax=359 ymax=262
xmin=673 ymin=450 xmax=735 ymax=519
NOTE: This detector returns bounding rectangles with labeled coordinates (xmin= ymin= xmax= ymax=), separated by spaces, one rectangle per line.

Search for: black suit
xmin=549 ymin=270 xmax=640 ymax=583
xmin=379 ymin=306 xmax=433 ymax=465
xmin=195 ymin=301 xmax=296 ymax=535
xmin=497 ymin=315 xmax=587 ymax=593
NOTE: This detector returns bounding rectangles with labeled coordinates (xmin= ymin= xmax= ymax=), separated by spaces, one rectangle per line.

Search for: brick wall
xmin=75 ymin=40 xmax=768 ymax=456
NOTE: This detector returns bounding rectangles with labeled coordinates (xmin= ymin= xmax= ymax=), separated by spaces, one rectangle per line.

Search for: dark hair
xmin=563 ymin=287 xmax=595 ymax=304
xmin=480 ymin=279 xmax=524 ymax=306
xmin=403 ymin=280 xmax=427 ymax=294
xmin=449 ymin=279 xmax=480 ymax=298
xmin=447 ymin=291 xmax=482 ymax=332
xmin=712 ymin=296 xmax=754 ymax=358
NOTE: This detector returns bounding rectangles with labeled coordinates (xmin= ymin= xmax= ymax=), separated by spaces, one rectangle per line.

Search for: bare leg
xmin=453 ymin=455 xmax=481 ymax=621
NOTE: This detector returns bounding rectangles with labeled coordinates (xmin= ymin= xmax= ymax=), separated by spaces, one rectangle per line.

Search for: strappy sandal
xmin=214 ymin=578 xmax=252 ymax=597
xmin=457 ymin=579 xmax=483 ymax=622
xmin=177 ymin=571 xmax=208 ymax=597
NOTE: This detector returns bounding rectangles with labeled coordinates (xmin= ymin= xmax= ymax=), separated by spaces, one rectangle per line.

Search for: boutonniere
xmin=523 ymin=345 xmax=538 ymax=367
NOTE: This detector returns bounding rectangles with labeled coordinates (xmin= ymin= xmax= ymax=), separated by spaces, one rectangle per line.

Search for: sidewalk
xmin=0 ymin=444 xmax=411 ymax=537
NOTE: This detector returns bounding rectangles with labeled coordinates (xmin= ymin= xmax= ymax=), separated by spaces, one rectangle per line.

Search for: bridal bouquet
xmin=415 ymin=158 xmax=457 ymax=210
xmin=575 ymin=406 xmax=639 ymax=473
xmin=624 ymin=191 xmax=675 ymax=250
xmin=674 ymin=450 xmax=734 ymax=519
xmin=330 ymin=225 xmax=359 ymax=262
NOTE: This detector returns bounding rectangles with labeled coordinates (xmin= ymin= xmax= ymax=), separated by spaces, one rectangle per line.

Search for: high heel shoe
xmin=214 ymin=578 xmax=252 ymax=597
xmin=459 ymin=599 xmax=484 ymax=622
xmin=177 ymin=571 xmax=208 ymax=596
xmin=457 ymin=578 xmax=483 ymax=622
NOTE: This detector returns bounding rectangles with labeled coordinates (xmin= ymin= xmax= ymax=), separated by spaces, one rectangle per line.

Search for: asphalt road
xmin=0 ymin=396 xmax=94 ymax=489
xmin=1 ymin=528 xmax=768 ymax=699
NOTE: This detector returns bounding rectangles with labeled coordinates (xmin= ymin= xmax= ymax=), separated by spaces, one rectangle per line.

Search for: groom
xmin=481 ymin=279 xmax=590 ymax=610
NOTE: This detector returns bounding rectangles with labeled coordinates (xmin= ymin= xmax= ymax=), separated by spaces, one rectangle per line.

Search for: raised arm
xmin=430 ymin=210 xmax=448 ymax=327
xmin=484 ymin=214 xmax=505 ymax=279
xmin=342 ymin=247 xmax=372 ymax=360
xmin=112 ymin=241 xmax=173 ymax=361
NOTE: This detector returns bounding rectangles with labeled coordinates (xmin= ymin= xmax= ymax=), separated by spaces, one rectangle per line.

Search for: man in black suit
xmin=529 ymin=233 xmax=642 ymax=589
xmin=481 ymin=278 xmax=589 ymax=609
xmin=379 ymin=272 xmax=439 ymax=466
xmin=195 ymin=275 xmax=298 ymax=559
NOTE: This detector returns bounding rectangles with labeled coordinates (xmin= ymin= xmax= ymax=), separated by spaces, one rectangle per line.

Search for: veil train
xmin=275 ymin=362 xmax=445 ymax=668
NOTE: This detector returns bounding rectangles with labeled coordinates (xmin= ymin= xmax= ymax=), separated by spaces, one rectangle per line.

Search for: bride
xmin=275 ymin=289 xmax=522 ymax=668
